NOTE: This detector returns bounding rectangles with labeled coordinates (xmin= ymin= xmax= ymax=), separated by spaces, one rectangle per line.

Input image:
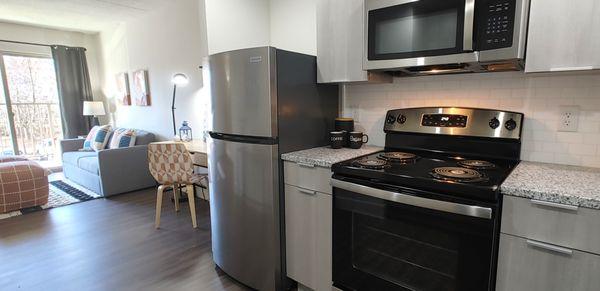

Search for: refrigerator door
xmin=208 ymin=135 xmax=282 ymax=291
xmin=209 ymin=47 xmax=277 ymax=138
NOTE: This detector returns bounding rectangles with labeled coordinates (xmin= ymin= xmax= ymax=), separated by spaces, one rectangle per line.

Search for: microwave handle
xmin=463 ymin=0 xmax=475 ymax=51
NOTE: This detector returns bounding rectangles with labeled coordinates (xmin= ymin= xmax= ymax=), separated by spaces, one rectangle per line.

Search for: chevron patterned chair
xmin=148 ymin=142 xmax=206 ymax=229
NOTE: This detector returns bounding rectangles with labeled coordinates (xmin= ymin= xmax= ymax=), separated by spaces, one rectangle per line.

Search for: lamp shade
xmin=83 ymin=101 xmax=106 ymax=116
xmin=171 ymin=73 xmax=189 ymax=86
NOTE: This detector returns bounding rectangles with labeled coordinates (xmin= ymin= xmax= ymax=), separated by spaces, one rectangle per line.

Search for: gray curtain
xmin=51 ymin=45 xmax=93 ymax=138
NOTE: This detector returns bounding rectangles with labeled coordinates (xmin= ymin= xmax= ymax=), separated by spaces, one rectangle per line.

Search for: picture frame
xmin=115 ymin=72 xmax=131 ymax=106
xmin=132 ymin=69 xmax=151 ymax=106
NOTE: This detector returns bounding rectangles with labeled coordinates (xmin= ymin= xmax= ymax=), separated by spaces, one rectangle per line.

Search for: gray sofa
xmin=60 ymin=129 xmax=156 ymax=197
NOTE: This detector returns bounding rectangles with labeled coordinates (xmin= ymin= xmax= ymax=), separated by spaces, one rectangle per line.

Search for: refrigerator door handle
xmin=208 ymin=131 xmax=278 ymax=145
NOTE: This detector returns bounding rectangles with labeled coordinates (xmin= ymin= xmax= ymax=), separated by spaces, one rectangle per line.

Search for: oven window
xmin=353 ymin=213 xmax=459 ymax=290
xmin=333 ymin=188 xmax=496 ymax=291
xmin=368 ymin=0 xmax=466 ymax=60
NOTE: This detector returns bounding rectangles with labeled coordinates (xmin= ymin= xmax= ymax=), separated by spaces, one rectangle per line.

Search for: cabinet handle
xmin=297 ymin=162 xmax=315 ymax=168
xmin=526 ymin=240 xmax=573 ymax=256
xmin=530 ymin=199 xmax=578 ymax=211
xmin=297 ymin=188 xmax=316 ymax=196
xmin=550 ymin=66 xmax=594 ymax=72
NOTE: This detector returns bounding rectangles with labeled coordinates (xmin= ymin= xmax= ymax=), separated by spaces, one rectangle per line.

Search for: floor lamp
xmin=171 ymin=73 xmax=189 ymax=138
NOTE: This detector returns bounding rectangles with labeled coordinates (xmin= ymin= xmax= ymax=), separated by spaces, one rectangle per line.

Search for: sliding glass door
xmin=0 ymin=52 xmax=63 ymax=167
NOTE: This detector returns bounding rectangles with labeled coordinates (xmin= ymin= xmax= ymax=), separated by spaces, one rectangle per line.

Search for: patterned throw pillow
xmin=83 ymin=125 xmax=112 ymax=151
xmin=108 ymin=128 xmax=137 ymax=149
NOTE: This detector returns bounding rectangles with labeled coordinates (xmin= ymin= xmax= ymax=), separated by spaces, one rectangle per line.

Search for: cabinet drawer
xmin=284 ymin=161 xmax=332 ymax=194
xmin=496 ymin=234 xmax=600 ymax=291
xmin=501 ymin=195 xmax=600 ymax=254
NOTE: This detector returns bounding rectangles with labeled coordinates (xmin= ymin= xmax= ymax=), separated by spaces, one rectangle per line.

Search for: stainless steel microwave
xmin=364 ymin=0 xmax=530 ymax=75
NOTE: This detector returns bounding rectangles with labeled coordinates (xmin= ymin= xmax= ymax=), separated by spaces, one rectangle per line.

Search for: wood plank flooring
xmin=0 ymin=187 xmax=250 ymax=291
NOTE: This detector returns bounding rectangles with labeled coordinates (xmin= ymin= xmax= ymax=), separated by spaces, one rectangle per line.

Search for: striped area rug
xmin=0 ymin=179 xmax=101 ymax=220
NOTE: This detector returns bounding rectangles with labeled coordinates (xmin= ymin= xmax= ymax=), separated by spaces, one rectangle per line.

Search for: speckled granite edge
xmin=281 ymin=146 xmax=383 ymax=168
xmin=501 ymin=161 xmax=600 ymax=210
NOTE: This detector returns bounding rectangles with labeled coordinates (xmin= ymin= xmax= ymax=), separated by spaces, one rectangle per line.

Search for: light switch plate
xmin=558 ymin=105 xmax=580 ymax=132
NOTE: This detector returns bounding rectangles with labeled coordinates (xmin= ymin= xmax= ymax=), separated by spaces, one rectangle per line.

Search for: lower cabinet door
xmin=285 ymin=184 xmax=332 ymax=291
xmin=496 ymin=233 xmax=600 ymax=291
xmin=314 ymin=192 xmax=332 ymax=291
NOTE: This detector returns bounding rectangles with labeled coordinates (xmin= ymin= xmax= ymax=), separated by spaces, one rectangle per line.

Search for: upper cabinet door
xmin=316 ymin=0 xmax=368 ymax=83
xmin=525 ymin=0 xmax=600 ymax=73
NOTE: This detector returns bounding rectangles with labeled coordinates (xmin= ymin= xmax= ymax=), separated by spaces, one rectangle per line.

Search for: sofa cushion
xmin=63 ymin=151 xmax=97 ymax=167
xmin=77 ymin=156 xmax=100 ymax=175
xmin=133 ymin=130 xmax=154 ymax=145
xmin=108 ymin=128 xmax=137 ymax=149
xmin=83 ymin=125 xmax=112 ymax=151
xmin=108 ymin=128 xmax=154 ymax=146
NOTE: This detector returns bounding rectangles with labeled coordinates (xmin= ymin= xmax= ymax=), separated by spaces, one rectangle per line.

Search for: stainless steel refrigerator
xmin=207 ymin=47 xmax=338 ymax=291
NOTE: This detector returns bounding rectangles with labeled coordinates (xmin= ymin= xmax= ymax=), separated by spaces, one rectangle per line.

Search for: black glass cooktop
xmin=332 ymin=149 xmax=520 ymax=202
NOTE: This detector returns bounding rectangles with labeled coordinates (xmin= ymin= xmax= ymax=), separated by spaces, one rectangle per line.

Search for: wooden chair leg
xmin=155 ymin=185 xmax=165 ymax=229
xmin=186 ymin=184 xmax=197 ymax=228
xmin=174 ymin=184 xmax=180 ymax=212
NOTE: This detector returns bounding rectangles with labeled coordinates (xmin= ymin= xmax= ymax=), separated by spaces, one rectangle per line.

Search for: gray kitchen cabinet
xmin=502 ymin=195 xmax=600 ymax=254
xmin=497 ymin=195 xmax=600 ymax=290
xmin=525 ymin=0 xmax=600 ymax=73
xmin=284 ymin=161 xmax=332 ymax=291
xmin=316 ymin=0 xmax=391 ymax=83
xmin=496 ymin=234 xmax=600 ymax=291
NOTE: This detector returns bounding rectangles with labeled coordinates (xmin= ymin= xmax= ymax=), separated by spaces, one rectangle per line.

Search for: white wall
xmin=0 ymin=22 xmax=103 ymax=103
xmin=204 ymin=0 xmax=270 ymax=54
xmin=270 ymin=0 xmax=317 ymax=55
xmin=204 ymin=0 xmax=317 ymax=55
xmin=343 ymin=71 xmax=600 ymax=168
xmin=98 ymin=0 xmax=209 ymax=141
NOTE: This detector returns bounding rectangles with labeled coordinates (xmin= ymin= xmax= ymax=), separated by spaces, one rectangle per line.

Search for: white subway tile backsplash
xmin=568 ymin=144 xmax=597 ymax=155
xmin=343 ymin=71 xmax=600 ymax=167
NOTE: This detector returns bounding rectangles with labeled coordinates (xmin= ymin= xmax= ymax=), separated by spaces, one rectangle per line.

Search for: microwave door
xmin=364 ymin=0 xmax=479 ymax=71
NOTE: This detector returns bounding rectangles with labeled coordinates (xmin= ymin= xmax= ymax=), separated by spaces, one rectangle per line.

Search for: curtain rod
xmin=0 ymin=39 xmax=52 ymax=47
xmin=0 ymin=39 xmax=87 ymax=51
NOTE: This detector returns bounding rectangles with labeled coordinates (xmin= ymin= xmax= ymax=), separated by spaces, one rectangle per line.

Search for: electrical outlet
xmin=558 ymin=105 xmax=580 ymax=132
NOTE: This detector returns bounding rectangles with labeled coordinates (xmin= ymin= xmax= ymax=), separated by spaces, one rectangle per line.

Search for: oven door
xmin=331 ymin=178 xmax=498 ymax=291
xmin=364 ymin=0 xmax=477 ymax=70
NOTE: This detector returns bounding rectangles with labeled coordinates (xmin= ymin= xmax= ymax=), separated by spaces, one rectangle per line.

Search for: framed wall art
xmin=132 ymin=69 xmax=151 ymax=106
xmin=115 ymin=72 xmax=131 ymax=106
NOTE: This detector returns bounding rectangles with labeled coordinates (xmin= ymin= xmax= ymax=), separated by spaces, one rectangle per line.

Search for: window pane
xmin=2 ymin=54 xmax=62 ymax=165
xmin=3 ymin=55 xmax=59 ymax=104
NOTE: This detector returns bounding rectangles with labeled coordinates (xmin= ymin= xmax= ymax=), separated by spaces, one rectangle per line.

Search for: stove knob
xmin=397 ymin=114 xmax=407 ymax=124
xmin=386 ymin=114 xmax=396 ymax=124
xmin=489 ymin=117 xmax=500 ymax=129
xmin=505 ymin=119 xmax=517 ymax=131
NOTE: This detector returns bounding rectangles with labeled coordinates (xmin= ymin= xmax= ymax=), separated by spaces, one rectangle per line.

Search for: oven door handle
xmin=463 ymin=0 xmax=475 ymax=51
xmin=331 ymin=179 xmax=492 ymax=219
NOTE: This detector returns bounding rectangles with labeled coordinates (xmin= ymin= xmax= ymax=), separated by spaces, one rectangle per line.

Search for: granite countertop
xmin=281 ymin=146 xmax=383 ymax=168
xmin=501 ymin=161 xmax=600 ymax=210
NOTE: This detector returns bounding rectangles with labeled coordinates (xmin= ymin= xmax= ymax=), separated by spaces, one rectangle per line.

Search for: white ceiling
xmin=0 ymin=0 xmax=170 ymax=33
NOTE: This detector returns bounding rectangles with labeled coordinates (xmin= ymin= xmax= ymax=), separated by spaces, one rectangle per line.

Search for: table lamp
xmin=83 ymin=101 xmax=106 ymax=126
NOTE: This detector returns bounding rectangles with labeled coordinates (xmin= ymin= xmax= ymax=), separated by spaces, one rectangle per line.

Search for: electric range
xmin=331 ymin=107 xmax=524 ymax=291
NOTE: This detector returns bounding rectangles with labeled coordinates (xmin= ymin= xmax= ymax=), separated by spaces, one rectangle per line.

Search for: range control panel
xmin=384 ymin=107 xmax=524 ymax=140
xmin=477 ymin=0 xmax=516 ymax=50
xmin=422 ymin=114 xmax=468 ymax=128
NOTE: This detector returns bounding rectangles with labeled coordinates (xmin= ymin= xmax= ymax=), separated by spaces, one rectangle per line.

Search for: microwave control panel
xmin=477 ymin=0 xmax=515 ymax=50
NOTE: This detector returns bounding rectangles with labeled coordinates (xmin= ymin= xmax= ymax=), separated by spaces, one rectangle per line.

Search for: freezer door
xmin=208 ymin=136 xmax=282 ymax=291
xmin=209 ymin=47 xmax=277 ymax=137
